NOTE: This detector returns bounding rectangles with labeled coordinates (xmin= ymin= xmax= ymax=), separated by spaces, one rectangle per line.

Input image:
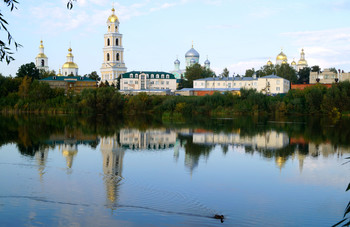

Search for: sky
xmin=1 ymin=0 xmax=350 ymax=77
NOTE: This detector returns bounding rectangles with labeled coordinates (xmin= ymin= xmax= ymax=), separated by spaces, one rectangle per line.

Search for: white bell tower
xmin=100 ymin=8 xmax=127 ymax=86
xmin=35 ymin=40 xmax=49 ymax=71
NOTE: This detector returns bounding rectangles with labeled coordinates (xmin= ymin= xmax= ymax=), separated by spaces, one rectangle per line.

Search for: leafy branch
xmin=0 ymin=0 xmax=22 ymax=64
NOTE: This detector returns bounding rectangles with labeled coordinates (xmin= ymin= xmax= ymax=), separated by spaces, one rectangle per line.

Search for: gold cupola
xmin=291 ymin=59 xmax=296 ymax=65
xmin=108 ymin=8 xmax=119 ymax=23
xmin=276 ymin=50 xmax=287 ymax=61
xmin=62 ymin=48 xmax=78 ymax=69
xmin=267 ymin=59 xmax=273 ymax=66
xmin=36 ymin=40 xmax=47 ymax=58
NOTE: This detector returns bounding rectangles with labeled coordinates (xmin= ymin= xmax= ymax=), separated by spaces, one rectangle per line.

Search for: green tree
xmin=182 ymin=63 xmax=215 ymax=88
xmin=16 ymin=62 xmax=40 ymax=80
xmin=311 ymin=65 xmax=320 ymax=73
xmin=221 ymin=68 xmax=229 ymax=77
xmin=297 ymin=67 xmax=311 ymax=84
xmin=329 ymin=67 xmax=338 ymax=74
xmin=18 ymin=75 xmax=32 ymax=99
xmin=276 ymin=64 xmax=298 ymax=83
xmin=85 ymin=71 xmax=100 ymax=81
xmin=245 ymin=68 xmax=255 ymax=77
xmin=39 ymin=70 xmax=56 ymax=79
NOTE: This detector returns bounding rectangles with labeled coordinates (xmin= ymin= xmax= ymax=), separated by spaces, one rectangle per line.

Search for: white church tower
xmin=100 ymin=8 xmax=127 ymax=86
xmin=62 ymin=47 xmax=79 ymax=76
xmin=35 ymin=40 xmax=49 ymax=71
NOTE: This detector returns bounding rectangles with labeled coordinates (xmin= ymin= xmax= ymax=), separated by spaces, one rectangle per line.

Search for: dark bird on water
xmin=214 ymin=214 xmax=224 ymax=223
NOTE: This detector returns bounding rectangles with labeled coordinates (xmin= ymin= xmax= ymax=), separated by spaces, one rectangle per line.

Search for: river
xmin=0 ymin=115 xmax=349 ymax=226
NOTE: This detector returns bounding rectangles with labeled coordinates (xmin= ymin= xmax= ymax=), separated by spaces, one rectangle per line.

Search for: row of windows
xmin=107 ymin=25 xmax=118 ymax=32
xmin=124 ymin=81 xmax=170 ymax=85
xmin=106 ymin=53 xmax=120 ymax=61
xmin=195 ymin=82 xmax=258 ymax=86
xmin=107 ymin=38 xmax=119 ymax=46
xmin=123 ymin=87 xmax=170 ymax=90
xmin=129 ymin=73 xmax=170 ymax=79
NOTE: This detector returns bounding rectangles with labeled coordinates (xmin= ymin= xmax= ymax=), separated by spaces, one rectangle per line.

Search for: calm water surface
xmin=0 ymin=115 xmax=349 ymax=226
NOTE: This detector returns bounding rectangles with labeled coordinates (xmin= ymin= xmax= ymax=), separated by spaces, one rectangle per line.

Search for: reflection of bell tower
xmin=100 ymin=135 xmax=125 ymax=208
xmin=298 ymin=152 xmax=305 ymax=173
xmin=62 ymin=143 xmax=78 ymax=169
xmin=35 ymin=148 xmax=49 ymax=182
xmin=276 ymin=156 xmax=287 ymax=171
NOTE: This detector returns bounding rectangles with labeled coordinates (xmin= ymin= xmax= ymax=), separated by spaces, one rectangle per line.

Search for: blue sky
xmin=1 ymin=0 xmax=350 ymax=77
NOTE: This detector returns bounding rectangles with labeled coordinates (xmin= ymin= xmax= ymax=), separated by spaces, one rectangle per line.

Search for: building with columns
xmin=35 ymin=40 xmax=49 ymax=71
xmin=100 ymin=8 xmax=127 ymax=86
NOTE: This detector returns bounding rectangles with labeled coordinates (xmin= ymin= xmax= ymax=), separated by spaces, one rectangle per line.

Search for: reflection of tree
xmin=179 ymin=134 xmax=213 ymax=173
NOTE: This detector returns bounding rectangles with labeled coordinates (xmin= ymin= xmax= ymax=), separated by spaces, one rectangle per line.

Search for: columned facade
xmin=100 ymin=8 xmax=127 ymax=86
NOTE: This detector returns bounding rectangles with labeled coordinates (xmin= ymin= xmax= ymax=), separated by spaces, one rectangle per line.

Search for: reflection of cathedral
xmin=100 ymin=135 xmax=125 ymax=208
xmin=120 ymin=129 xmax=176 ymax=150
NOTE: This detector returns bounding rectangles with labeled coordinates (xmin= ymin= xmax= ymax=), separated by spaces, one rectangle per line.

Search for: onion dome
xmin=185 ymin=47 xmax=200 ymax=58
xmin=62 ymin=62 xmax=78 ymax=69
xmin=174 ymin=59 xmax=180 ymax=64
xmin=108 ymin=8 xmax=119 ymax=23
xmin=298 ymin=59 xmax=307 ymax=65
xmin=36 ymin=40 xmax=47 ymax=58
xmin=267 ymin=59 xmax=273 ymax=66
xmin=282 ymin=60 xmax=288 ymax=64
xmin=62 ymin=48 xmax=78 ymax=69
xmin=291 ymin=59 xmax=296 ymax=65
xmin=276 ymin=50 xmax=287 ymax=61
xmin=204 ymin=59 xmax=210 ymax=65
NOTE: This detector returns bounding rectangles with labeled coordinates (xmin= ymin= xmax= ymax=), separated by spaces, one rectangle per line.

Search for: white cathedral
xmin=170 ymin=43 xmax=211 ymax=79
xmin=267 ymin=49 xmax=308 ymax=71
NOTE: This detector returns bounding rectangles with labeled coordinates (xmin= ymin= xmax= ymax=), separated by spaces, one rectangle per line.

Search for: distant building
xmin=193 ymin=75 xmax=290 ymax=95
xmin=100 ymin=8 xmax=127 ymax=86
xmin=40 ymin=76 xmax=96 ymax=94
xmin=309 ymin=68 xmax=350 ymax=84
xmin=170 ymin=43 xmax=211 ymax=79
xmin=120 ymin=71 xmax=177 ymax=92
xmin=35 ymin=40 xmax=49 ymax=71
xmin=267 ymin=49 xmax=308 ymax=71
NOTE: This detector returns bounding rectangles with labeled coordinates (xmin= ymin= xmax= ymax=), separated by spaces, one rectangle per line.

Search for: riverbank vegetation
xmin=1 ymin=73 xmax=350 ymax=117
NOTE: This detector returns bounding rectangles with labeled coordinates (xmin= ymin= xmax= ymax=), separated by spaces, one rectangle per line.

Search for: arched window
xmin=115 ymin=26 xmax=118 ymax=31
xmin=116 ymin=38 xmax=119 ymax=46
xmin=107 ymin=38 xmax=110 ymax=46
xmin=41 ymin=59 xmax=45 ymax=67
xmin=116 ymin=53 xmax=120 ymax=61
xmin=107 ymin=53 xmax=110 ymax=61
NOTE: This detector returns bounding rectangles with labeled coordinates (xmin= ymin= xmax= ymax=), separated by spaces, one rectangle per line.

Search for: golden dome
xmin=298 ymin=59 xmax=307 ymax=65
xmin=282 ymin=60 xmax=288 ymax=64
xmin=276 ymin=50 xmax=287 ymax=61
xmin=36 ymin=53 xmax=47 ymax=58
xmin=291 ymin=60 xmax=296 ymax=65
xmin=108 ymin=8 xmax=119 ymax=23
xmin=62 ymin=62 xmax=78 ymax=69
xmin=39 ymin=40 xmax=44 ymax=49
xmin=267 ymin=60 xmax=273 ymax=66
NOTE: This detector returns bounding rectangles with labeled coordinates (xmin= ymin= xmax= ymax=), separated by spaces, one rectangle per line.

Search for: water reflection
xmin=100 ymin=135 xmax=124 ymax=209
xmin=0 ymin=115 xmax=349 ymax=226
